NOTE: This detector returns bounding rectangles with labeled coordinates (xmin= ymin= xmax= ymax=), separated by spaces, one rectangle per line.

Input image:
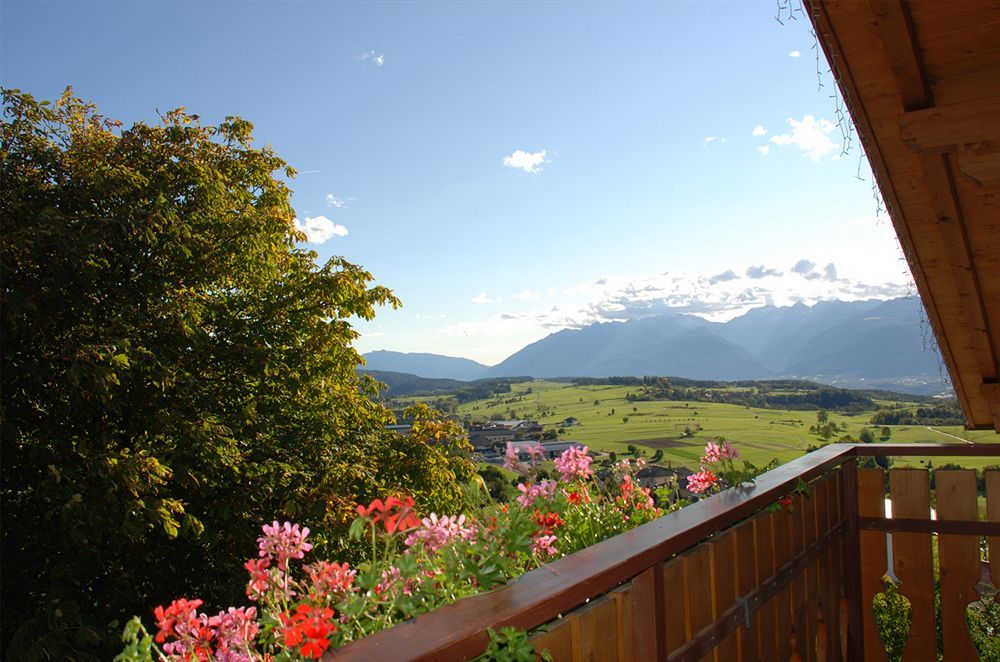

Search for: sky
xmin=1 ymin=1 xmax=915 ymax=365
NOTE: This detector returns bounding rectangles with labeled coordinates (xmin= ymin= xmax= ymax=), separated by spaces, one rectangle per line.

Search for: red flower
xmin=356 ymin=495 xmax=420 ymax=534
xmin=567 ymin=491 xmax=583 ymax=506
xmin=153 ymin=598 xmax=204 ymax=643
xmin=280 ymin=603 xmax=336 ymax=659
xmin=532 ymin=510 xmax=565 ymax=535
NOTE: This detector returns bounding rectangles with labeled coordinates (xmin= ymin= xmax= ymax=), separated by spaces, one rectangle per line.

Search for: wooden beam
xmin=981 ymin=382 xmax=1000 ymax=432
xmin=957 ymin=144 xmax=1000 ymax=185
xmin=899 ymin=96 xmax=1000 ymax=152
xmin=920 ymin=152 xmax=1000 ymax=380
xmin=869 ymin=0 xmax=931 ymax=110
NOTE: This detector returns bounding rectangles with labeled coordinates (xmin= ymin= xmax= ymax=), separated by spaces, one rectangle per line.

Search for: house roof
xmin=808 ymin=0 xmax=1000 ymax=431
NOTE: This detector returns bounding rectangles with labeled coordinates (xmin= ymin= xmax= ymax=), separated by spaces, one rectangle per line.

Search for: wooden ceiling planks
xmin=807 ymin=0 xmax=1000 ymax=431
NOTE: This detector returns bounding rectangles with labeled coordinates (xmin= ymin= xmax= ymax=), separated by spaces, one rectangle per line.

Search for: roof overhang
xmin=808 ymin=0 xmax=1000 ymax=431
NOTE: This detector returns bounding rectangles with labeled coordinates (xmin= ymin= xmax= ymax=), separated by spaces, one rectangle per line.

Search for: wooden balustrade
xmin=328 ymin=444 xmax=1000 ymax=661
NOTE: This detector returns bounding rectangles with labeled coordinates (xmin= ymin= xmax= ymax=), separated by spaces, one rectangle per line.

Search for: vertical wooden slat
xmin=830 ymin=469 xmax=847 ymax=661
xmin=664 ymin=556 xmax=688 ymax=655
xmin=532 ymin=616 xmax=577 ymax=662
xmin=787 ymin=497 xmax=809 ymax=662
xmin=615 ymin=586 xmax=635 ymax=662
xmin=709 ymin=530 xmax=738 ymax=661
xmin=813 ymin=474 xmax=834 ymax=662
xmin=857 ymin=467 xmax=887 ymax=661
xmin=578 ymin=593 xmax=618 ymax=662
xmin=773 ymin=507 xmax=794 ymax=660
xmin=889 ymin=468 xmax=936 ymax=662
xmin=754 ymin=512 xmax=779 ymax=661
xmin=682 ymin=545 xmax=714 ymax=662
xmin=935 ymin=470 xmax=979 ymax=660
xmin=733 ymin=519 xmax=759 ymax=662
xmin=988 ymin=471 xmax=1000 ymax=591
xmin=801 ymin=489 xmax=819 ymax=662
xmin=631 ymin=564 xmax=665 ymax=661
xmin=841 ymin=459 xmax=864 ymax=661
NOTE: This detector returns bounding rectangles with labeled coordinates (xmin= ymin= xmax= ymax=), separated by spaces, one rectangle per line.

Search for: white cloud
xmin=702 ymin=136 xmax=717 ymax=146
xmin=293 ymin=216 xmax=348 ymax=243
xmin=756 ymin=145 xmax=771 ymax=155
xmin=789 ymin=50 xmax=801 ymax=58
xmin=471 ymin=292 xmax=502 ymax=304
xmin=325 ymin=194 xmax=345 ymax=208
xmin=359 ymin=50 xmax=385 ymax=67
xmin=511 ymin=288 xmax=541 ymax=301
xmin=770 ymin=115 xmax=838 ymax=160
xmin=502 ymin=150 xmax=548 ymax=174
xmin=752 ymin=125 xmax=767 ymax=137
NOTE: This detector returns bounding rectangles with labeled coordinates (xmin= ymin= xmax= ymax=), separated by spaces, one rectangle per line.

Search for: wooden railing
xmin=328 ymin=443 xmax=1000 ymax=661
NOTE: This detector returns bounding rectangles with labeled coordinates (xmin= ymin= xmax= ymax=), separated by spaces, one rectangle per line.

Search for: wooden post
xmin=840 ymin=458 xmax=864 ymax=661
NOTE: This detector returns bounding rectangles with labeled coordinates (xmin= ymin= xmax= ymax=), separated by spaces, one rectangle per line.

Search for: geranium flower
xmin=686 ymin=469 xmax=718 ymax=494
xmin=404 ymin=513 xmax=476 ymax=552
xmin=357 ymin=496 xmax=420 ymax=534
xmin=280 ymin=603 xmax=336 ymax=660
xmin=258 ymin=521 xmax=313 ymax=570
xmin=304 ymin=561 xmax=356 ymax=598
xmin=209 ymin=606 xmax=259 ymax=652
xmin=515 ymin=479 xmax=557 ymax=508
xmin=532 ymin=534 xmax=558 ymax=557
xmin=554 ymin=446 xmax=593 ymax=482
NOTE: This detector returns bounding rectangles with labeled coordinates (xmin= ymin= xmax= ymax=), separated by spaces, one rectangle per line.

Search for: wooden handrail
xmin=327 ymin=442 xmax=1000 ymax=661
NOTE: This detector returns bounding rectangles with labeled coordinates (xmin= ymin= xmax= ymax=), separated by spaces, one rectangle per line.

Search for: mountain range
xmin=362 ymin=297 xmax=951 ymax=395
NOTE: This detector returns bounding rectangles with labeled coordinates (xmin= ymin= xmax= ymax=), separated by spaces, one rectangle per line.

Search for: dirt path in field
xmin=925 ymin=426 xmax=974 ymax=444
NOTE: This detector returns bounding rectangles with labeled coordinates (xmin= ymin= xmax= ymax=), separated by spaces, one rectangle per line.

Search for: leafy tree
xmin=860 ymin=428 xmax=876 ymax=444
xmin=651 ymin=449 xmax=664 ymax=463
xmin=881 ymin=426 xmax=892 ymax=440
xmin=1 ymin=89 xmax=475 ymax=657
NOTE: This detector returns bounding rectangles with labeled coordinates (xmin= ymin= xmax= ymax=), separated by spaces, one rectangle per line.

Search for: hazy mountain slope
xmin=783 ymin=298 xmax=942 ymax=377
xmin=717 ymin=299 xmax=885 ymax=369
xmin=361 ymin=350 xmax=489 ymax=381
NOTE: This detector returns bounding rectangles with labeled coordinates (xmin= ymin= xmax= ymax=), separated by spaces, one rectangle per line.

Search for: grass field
xmin=451 ymin=380 xmax=998 ymax=470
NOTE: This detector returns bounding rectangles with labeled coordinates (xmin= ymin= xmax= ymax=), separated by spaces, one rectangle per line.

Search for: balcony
xmin=329 ymin=443 xmax=1000 ymax=660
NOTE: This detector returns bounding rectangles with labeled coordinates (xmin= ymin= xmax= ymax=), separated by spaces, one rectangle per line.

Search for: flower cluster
xmin=123 ymin=443 xmax=711 ymax=660
xmin=554 ymin=445 xmax=593 ymax=482
xmin=404 ymin=513 xmax=477 ymax=552
xmin=515 ymin=479 xmax=557 ymax=508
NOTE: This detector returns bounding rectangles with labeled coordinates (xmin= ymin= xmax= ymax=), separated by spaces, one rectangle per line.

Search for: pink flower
xmin=304 ymin=561 xmax=356 ymax=598
xmin=209 ymin=606 xmax=259 ymax=652
xmin=526 ymin=443 xmax=545 ymax=467
xmin=515 ymin=479 xmax=557 ymax=508
xmin=258 ymin=521 xmax=313 ymax=570
xmin=503 ymin=442 xmax=524 ymax=472
xmin=404 ymin=513 xmax=477 ymax=552
xmin=686 ymin=469 xmax=718 ymax=494
xmin=702 ymin=441 xmax=739 ymax=466
xmin=532 ymin=534 xmax=558 ymax=557
xmin=554 ymin=446 xmax=593 ymax=482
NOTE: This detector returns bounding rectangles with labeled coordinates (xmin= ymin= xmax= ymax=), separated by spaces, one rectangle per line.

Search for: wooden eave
xmin=808 ymin=0 xmax=1000 ymax=431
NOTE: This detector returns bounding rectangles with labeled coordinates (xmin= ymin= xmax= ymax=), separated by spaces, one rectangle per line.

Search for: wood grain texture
xmin=889 ymin=469 xmax=936 ymax=662
xmin=857 ymin=468 xmax=888 ymax=661
xmin=935 ymin=470 xmax=980 ymax=660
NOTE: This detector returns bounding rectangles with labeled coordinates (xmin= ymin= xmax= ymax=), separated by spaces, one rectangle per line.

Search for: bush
xmin=1 ymin=89 xmax=474 ymax=657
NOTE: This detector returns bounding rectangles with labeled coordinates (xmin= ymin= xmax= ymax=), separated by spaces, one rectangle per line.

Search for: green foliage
xmin=872 ymin=579 xmax=911 ymax=662
xmin=476 ymin=627 xmax=552 ymax=662
xmin=860 ymin=427 xmax=876 ymax=444
xmin=0 ymin=89 xmax=473 ymax=657
xmin=968 ymin=597 xmax=1000 ymax=659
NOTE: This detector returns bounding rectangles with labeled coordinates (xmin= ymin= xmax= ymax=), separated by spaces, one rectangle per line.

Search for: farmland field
xmin=444 ymin=380 xmax=998 ymax=470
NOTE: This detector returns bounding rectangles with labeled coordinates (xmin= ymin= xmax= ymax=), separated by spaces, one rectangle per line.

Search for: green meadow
xmin=452 ymin=380 xmax=998 ymax=470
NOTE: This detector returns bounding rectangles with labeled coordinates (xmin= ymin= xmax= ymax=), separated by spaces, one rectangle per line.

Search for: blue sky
xmin=2 ymin=1 xmax=912 ymax=364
